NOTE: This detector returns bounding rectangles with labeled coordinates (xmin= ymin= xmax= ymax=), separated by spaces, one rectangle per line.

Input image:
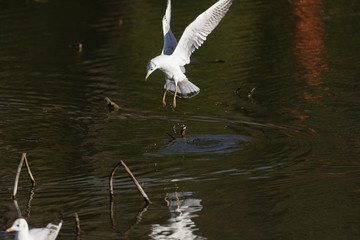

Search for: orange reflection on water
xmin=287 ymin=0 xmax=329 ymax=120
xmin=288 ymin=0 xmax=333 ymax=170
xmin=291 ymin=0 xmax=328 ymax=89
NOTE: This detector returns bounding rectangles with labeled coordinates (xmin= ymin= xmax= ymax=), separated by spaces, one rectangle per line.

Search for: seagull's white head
xmin=6 ymin=218 xmax=29 ymax=233
xmin=145 ymin=57 xmax=161 ymax=80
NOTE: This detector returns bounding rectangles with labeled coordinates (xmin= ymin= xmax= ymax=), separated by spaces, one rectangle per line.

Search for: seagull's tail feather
xmin=165 ymin=79 xmax=200 ymax=98
xmin=40 ymin=212 xmax=63 ymax=240
xmin=46 ymin=212 xmax=63 ymax=231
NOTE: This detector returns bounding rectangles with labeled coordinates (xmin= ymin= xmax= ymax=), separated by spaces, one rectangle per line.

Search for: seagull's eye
xmin=17 ymin=224 xmax=20 ymax=227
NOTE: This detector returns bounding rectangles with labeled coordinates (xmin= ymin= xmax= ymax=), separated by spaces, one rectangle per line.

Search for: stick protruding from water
xmin=109 ymin=160 xmax=151 ymax=204
xmin=105 ymin=97 xmax=120 ymax=112
xmin=74 ymin=212 xmax=82 ymax=239
xmin=12 ymin=153 xmax=36 ymax=199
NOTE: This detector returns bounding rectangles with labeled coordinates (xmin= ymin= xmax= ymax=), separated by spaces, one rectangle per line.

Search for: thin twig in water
xmin=247 ymin=88 xmax=256 ymax=99
xmin=109 ymin=162 xmax=121 ymax=197
xmin=166 ymin=132 xmax=176 ymax=140
xmin=23 ymin=154 xmax=36 ymax=186
xmin=74 ymin=212 xmax=81 ymax=238
xmin=233 ymin=87 xmax=241 ymax=96
xmin=247 ymin=87 xmax=256 ymax=103
xmin=12 ymin=156 xmax=24 ymax=198
xmin=12 ymin=153 xmax=36 ymax=199
xmin=234 ymin=86 xmax=256 ymax=103
xmin=121 ymin=160 xmax=151 ymax=204
xmin=109 ymin=160 xmax=151 ymax=204
xmin=167 ymin=123 xmax=187 ymax=140
xmin=13 ymin=198 xmax=22 ymax=218
xmin=180 ymin=124 xmax=186 ymax=137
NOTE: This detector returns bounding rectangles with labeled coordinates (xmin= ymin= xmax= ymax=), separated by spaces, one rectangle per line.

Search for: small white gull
xmin=146 ymin=0 xmax=233 ymax=108
xmin=6 ymin=212 xmax=63 ymax=240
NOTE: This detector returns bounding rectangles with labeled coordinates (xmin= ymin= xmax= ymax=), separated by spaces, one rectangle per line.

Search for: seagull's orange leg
xmin=173 ymin=85 xmax=178 ymax=108
xmin=162 ymin=87 xmax=167 ymax=107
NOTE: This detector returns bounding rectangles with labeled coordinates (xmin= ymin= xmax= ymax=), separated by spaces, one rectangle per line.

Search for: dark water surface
xmin=1 ymin=0 xmax=360 ymax=239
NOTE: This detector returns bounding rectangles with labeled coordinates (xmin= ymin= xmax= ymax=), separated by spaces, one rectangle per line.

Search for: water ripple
xmin=147 ymin=134 xmax=251 ymax=157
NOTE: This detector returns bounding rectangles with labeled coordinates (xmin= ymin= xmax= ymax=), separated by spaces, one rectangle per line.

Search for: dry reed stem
xmin=12 ymin=156 xmax=24 ymax=198
xmin=109 ymin=161 xmax=121 ymax=197
xmin=109 ymin=160 xmax=151 ymax=204
xmin=12 ymin=153 xmax=35 ymax=198
xmin=13 ymin=199 xmax=22 ymax=218
xmin=23 ymin=154 xmax=35 ymax=185
xmin=74 ymin=212 xmax=81 ymax=237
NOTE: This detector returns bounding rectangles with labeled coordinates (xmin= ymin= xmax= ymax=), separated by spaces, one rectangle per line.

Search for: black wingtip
xmin=52 ymin=212 xmax=63 ymax=226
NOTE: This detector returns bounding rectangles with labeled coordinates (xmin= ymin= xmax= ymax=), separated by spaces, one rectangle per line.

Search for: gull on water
xmin=6 ymin=212 xmax=63 ymax=240
xmin=146 ymin=0 xmax=233 ymax=108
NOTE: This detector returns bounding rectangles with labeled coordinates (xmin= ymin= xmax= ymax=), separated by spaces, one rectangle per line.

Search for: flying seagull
xmin=146 ymin=0 xmax=233 ymax=108
xmin=6 ymin=212 xmax=63 ymax=240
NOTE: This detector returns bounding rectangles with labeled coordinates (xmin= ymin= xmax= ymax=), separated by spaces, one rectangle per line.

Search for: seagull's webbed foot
xmin=162 ymin=87 xmax=167 ymax=107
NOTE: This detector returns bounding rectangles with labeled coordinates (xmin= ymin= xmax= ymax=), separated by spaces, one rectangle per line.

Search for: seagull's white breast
xmin=158 ymin=55 xmax=186 ymax=83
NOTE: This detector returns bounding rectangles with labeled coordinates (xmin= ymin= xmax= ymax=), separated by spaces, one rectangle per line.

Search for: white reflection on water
xmin=150 ymin=192 xmax=205 ymax=240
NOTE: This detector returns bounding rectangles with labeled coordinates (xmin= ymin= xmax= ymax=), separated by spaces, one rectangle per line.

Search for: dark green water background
xmin=1 ymin=0 xmax=360 ymax=239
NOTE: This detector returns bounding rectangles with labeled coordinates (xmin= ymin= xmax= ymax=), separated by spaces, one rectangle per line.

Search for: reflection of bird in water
xmin=146 ymin=0 xmax=233 ymax=108
xmin=6 ymin=212 xmax=63 ymax=240
xmin=150 ymin=192 xmax=205 ymax=240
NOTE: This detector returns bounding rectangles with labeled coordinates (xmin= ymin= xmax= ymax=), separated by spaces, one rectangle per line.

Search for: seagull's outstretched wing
xmin=162 ymin=0 xmax=178 ymax=55
xmin=172 ymin=0 xmax=232 ymax=65
xmin=162 ymin=0 xmax=185 ymax=90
